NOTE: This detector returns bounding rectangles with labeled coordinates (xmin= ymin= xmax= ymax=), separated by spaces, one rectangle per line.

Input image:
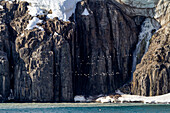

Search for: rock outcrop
xmin=0 ymin=28 xmax=10 ymax=101
xmin=117 ymin=0 xmax=159 ymax=8
xmin=14 ymin=18 xmax=75 ymax=102
xmin=131 ymin=0 xmax=170 ymax=96
xmin=132 ymin=23 xmax=170 ymax=96
xmin=0 ymin=0 xmax=169 ymax=102
xmin=154 ymin=0 xmax=170 ymax=26
xmin=14 ymin=29 xmax=54 ymax=102
xmin=0 ymin=1 xmax=30 ymax=102
xmin=74 ymin=0 xmax=137 ymax=96
xmin=0 ymin=0 xmax=139 ymax=102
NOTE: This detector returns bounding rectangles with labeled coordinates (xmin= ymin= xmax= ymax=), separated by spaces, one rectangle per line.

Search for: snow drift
xmin=18 ymin=0 xmax=81 ymax=21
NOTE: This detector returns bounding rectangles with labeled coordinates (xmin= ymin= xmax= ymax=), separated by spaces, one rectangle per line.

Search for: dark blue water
xmin=0 ymin=103 xmax=169 ymax=113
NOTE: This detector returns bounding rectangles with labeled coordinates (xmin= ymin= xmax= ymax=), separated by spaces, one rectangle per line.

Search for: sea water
xmin=0 ymin=103 xmax=169 ymax=113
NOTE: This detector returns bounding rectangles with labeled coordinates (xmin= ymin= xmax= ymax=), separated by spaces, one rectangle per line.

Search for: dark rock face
xmin=53 ymin=34 xmax=74 ymax=102
xmin=74 ymin=0 xmax=137 ymax=95
xmin=0 ymin=1 xmax=29 ymax=102
xmin=14 ymin=18 xmax=75 ymax=102
xmin=0 ymin=51 xmax=10 ymax=102
xmin=0 ymin=0 xmax=138 ymax=102
xmin=0 ymin=24 xmax=10 ymax=101
xmin=2 ymin=0 xmax=169 ymax=102
xmin=131 ymin=0 xmax=170 ymax=96
xmin=132 ymin=24 xmax=170 ymax=96
xmin=0 ymin=0 xmax=139 ymax=102
xmin=14 ymin=29 xmax=54 ymax=102
xmin=43 ymin=18 xmax=75 ymax=102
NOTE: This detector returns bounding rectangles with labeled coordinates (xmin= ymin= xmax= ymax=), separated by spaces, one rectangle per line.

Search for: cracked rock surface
xmin=0 ymin=0 xmax=169 ymax=102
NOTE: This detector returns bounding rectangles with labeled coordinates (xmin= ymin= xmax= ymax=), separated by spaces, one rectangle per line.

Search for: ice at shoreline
xmin=118 ymin=93 xmax=170 ymax=104
xmin=74 ymin=92 xmax=170 ymax=104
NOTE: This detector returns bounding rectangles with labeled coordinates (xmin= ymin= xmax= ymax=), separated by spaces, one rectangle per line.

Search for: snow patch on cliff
xmin=74 ymin=96 xmax=86 ymax=102
xmin=0 ymin=5 xmax=3 ymax=9
xmin=26 ymin=17 xmax=43 ymax=30
xmin=19 ymin=0 xmax=81 ymax=21
xmin=4 ymin=0 xmax=14 ymax=4
xmin=27 ymin=6 xmax=44 ymax=16
xmin=82 ymin=8 xmax=89 ymax=16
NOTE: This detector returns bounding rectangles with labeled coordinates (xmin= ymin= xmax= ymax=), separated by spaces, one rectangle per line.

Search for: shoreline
xmin=1 ymin=103 xmax=170 ymax=113
xmin=0 ymin=103 xmax=170 ymax=108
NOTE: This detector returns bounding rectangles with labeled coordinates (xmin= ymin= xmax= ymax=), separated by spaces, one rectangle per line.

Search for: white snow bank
xmin=19 ymin=0 xmax=81 ymax=21
xmin=115 ymin=90 xmax=124 ymax=95
xmin=118 ymin=93 xmax=170 ymax=104
xmin=74 ymin=96 xmax=86 ymax=102
xmin=95 ymin=93 xmax=170 ymax=104
xmin=0 ymin=5 xmax=3 ymax=9
xmin=82 ymin=8 xmax=89 ymax=16
xmin=54 ymin=32 xmax=58 ymax=36
xmin=26 ymin=17 xmax=43 ymax=30
xmin=27 ymin=6 xmax=44 ymax=16
xmin=5 ymin=0 xmax=14 ymax=4
xmin=96 ymin=96 xmax=115 ymax=103
xmin=21 ymin=33 xmax=24 ymax=37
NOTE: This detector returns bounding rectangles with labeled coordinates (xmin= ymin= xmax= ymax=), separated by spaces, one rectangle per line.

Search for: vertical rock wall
xmin=131 ymin=0 xmax=170 ymax=96
xmin=132 ymin=24 xmax=170 ymax=96
xmin=0 ymin=0 xmax=169 ymax=102
xmin=0 ymin=0 xmax=138 ymax=102
xmin=74 ymin=0 xmax=138 ymax=95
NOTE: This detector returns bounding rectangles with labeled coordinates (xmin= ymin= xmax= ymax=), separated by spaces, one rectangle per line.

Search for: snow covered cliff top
xmin=17 ymin=0 xmax=81 ymax=21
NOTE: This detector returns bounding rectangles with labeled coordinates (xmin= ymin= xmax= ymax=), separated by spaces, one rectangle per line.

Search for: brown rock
xmin=0 ymin=51 xmax=10 ymax=102
xmin=132 ymin=24 xmax=170 ymax=96
xmin=74 ymin=0 xmax=138 ymax=96
xmin=14 ymin=29 xmax=54 ymax=102
xmin=0 ymin=23 xmax=11 ymax=102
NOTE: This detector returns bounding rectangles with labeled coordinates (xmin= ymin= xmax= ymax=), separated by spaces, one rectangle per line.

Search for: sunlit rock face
xmin=132 ymin=23 xmax=170 ymax=96
xmin=118 ymin=0 xmax=159 ymax=8
xmin=154 ymin=0 xmax=170 ymax=26
xmin=115 ymin=0 xmax=170 ymax=96
xmin=131 ymin=18 xmax=161 ymax=78
xmin=117 ymin=0 xmax=170 ymax=26
xmin=131 ymin=0 xmax=170 ymax=96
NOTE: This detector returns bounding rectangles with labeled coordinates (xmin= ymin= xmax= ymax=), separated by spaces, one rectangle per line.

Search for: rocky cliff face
xmin=0 ymin=24 xmax=10 ymax=102
xmin=132 ymin=23 xmax=170 ymax=96
xmin=0 ymin=0 xmax=169 ymax=102
xmin=131 ymin=0 xmax=170 ymax=96
xmin=0 ymin=1 xmax=30 ymax=102
xmin=13 ymin=17 xmax=75 ymax=101
xmin=74 ymin=0 xmax=138 ymax=96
